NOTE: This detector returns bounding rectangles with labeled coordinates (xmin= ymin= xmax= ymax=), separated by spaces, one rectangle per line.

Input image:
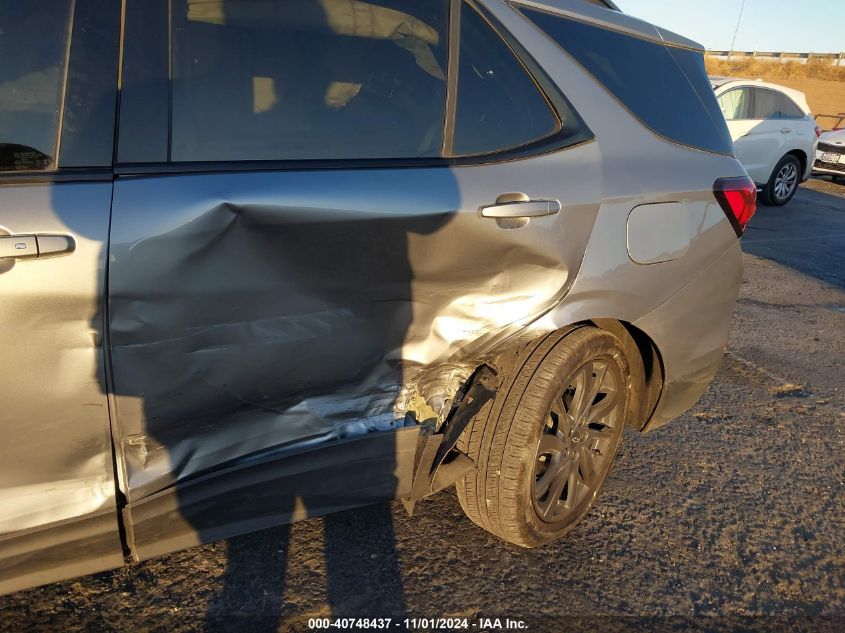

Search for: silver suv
xmin=0 ymin=0 xmax=755 ymax=594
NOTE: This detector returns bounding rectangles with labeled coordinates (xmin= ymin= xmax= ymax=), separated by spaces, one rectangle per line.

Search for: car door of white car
xmin=719 ymin=86 xmax=787 ymax=184
xmin=719 ymin=87 xmax=762 ymax=180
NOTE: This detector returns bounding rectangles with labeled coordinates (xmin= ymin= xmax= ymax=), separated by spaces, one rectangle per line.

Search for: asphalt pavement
xmin=1 ymin=178 xmax=843 ymax=633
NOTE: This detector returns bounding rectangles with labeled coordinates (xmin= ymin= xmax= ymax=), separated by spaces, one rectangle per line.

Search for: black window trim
xmin=0 ymin=167 xmax=113 ymax=186
xmin=113 ymin=0 xmax=594 ymax=176
xmin=112 ymin=135 xmax=598 ymax=177
xmin=441 ymin=0 xmax=462 ymax=157
xmin=51 ymin=0 xmax=77 ymax=169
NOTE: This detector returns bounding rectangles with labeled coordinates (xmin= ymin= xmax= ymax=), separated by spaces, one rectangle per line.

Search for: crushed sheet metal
xmin=108 ymin=160 xmax=599 ymax=502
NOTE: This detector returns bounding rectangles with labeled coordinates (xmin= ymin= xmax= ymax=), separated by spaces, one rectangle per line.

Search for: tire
xmin=759 ymin=154 xmax=801 ymax=206
xmin=455 ymin=327 xmax=631 ymax=548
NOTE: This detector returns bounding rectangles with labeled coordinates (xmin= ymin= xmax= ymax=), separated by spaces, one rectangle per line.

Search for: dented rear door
xmin=110 ymin=0 xmax=601 ymax=536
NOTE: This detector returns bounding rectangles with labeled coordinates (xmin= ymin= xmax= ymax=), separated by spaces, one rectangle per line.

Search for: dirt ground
xmin=1 ymin=178 xmax=843 ymax=633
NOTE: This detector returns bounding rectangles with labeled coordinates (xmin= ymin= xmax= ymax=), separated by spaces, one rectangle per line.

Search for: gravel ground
xmin=1 ymin=178 xmax=843 ymax=633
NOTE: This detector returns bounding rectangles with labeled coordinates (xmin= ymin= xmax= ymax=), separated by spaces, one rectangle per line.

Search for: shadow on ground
xmin=742 ymin=178 xmax=845 ymax=288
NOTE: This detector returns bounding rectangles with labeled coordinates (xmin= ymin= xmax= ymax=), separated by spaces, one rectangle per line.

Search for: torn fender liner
xmin=404 ymin=365 xmax=498 ymax=512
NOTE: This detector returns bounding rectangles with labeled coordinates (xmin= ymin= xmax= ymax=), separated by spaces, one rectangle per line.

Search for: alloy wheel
xmin=774 ymin=162 xmax=798 ymax=201
xmin=532 ymin=358 xmax=623 ymax=523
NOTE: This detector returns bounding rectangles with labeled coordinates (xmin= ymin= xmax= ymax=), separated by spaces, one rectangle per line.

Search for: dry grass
xmin=705 ymin=57 xmax=845 ymax=82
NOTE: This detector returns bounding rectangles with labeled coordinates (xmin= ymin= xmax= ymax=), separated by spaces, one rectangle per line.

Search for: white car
xmin=711 ymin=77 xmax=820 ymax=206
xmin=813 ymin=128 xmax=845 ymax=181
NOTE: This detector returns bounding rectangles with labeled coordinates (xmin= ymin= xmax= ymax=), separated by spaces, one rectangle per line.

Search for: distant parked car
xmin=813 ymin=128 xmax=845 ymax=181
xmin=711 ymin=77 xmax=820 ymax=206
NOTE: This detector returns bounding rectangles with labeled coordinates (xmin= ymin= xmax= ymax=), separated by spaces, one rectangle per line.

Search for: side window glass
xmin=0 ymin=1 xmax=73 ymax=171
xmin=451 ymin=3 xmax=560 ymax=156
xmin=718 ymin=89 xmax=750 ymax=120
xmin=777 ymin=93 xmax=804 ymax=119
xmin=752 ymin=88 xmax=781 ymax=120
xmin=170 ymin=0 xmax=449 ymax=162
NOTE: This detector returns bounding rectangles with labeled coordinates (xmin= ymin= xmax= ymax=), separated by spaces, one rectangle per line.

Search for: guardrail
xmin=706 ymin=51 xmax=845 ymax=66
xmin=817 ymin=114 xmax=845 ymax=131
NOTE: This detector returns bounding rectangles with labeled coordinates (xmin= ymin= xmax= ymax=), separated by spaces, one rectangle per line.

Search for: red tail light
xmin=814 ymin=125 xmax=822 ymax=137
xmin=714 ymin=176 xmax=757 ymax=237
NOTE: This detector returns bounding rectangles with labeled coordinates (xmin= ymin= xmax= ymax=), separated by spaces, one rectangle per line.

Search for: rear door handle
xmin=0 ymin=234 xmax=75 ymax=260
xmin=480 ymin=199 xmax=561 ymax=219
xmin=781 ymin=127 xmax=792 ymax=134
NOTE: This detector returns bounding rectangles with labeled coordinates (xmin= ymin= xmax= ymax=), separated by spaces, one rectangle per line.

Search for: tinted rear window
xmin=521 ymin=9 xmax=733 ymax=155
xmin=751 ymin=88 xmax=805 ymax=119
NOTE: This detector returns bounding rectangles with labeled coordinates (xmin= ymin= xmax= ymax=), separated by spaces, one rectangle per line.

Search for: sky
xmin=614 ymin=0 xmax=845 ymax=53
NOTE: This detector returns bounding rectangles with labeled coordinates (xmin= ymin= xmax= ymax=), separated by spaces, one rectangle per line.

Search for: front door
xmin=110 ymin=0 xmax=602 ymax=554
xmin=718 ymin=86 xmax=769 ymax=180
xmin=720 ymin=86 xmax=793 ymax=184
xmin=0 ymin=1 xmax=123 ymax=592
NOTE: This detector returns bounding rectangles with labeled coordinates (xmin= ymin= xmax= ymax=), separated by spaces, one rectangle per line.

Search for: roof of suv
xmin=513 ymin=0 xmax=703 ymax=51
xmin=587 ymin=0 xmax=621 ymax=9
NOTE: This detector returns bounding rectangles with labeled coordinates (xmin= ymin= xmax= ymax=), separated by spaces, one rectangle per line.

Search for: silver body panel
xmin=0 ymin=183 xmax=117 ymax=534
xmin=0 ymin=182 xmax=124 ymax=592
xmin=0 ymin=0 xmax=746 ymax=593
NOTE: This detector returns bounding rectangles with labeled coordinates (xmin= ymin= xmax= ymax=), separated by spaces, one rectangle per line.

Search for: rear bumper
xmin=634 ymin=241 xmax=743 ymax=432
xmin=813 ymin=160 xmax=845 ymax=177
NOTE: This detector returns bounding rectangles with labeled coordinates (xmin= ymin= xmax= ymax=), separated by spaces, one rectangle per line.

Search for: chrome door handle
xmin=781 ymin=128 xmax=791 ymax=134
xmin=480 ymin=199 xmax=561 ymax=219
xmin=0 ymin=234 xmax=75 ymax=260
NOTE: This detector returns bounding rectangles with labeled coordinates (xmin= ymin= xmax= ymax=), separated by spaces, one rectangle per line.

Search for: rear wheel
xmin=456 ymin=327 xmax=630 ymax=547
xmin=760 ymin=154 xmax=801 ymax=206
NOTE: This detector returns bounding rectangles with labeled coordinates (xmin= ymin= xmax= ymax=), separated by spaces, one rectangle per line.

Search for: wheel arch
xmin=590 ymin=319 xmax=664 ymax=430
xmin=785 ymin=148 xmax=808 ymax=179
xmin=408 ymin=318 xmax=666 ymax=438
